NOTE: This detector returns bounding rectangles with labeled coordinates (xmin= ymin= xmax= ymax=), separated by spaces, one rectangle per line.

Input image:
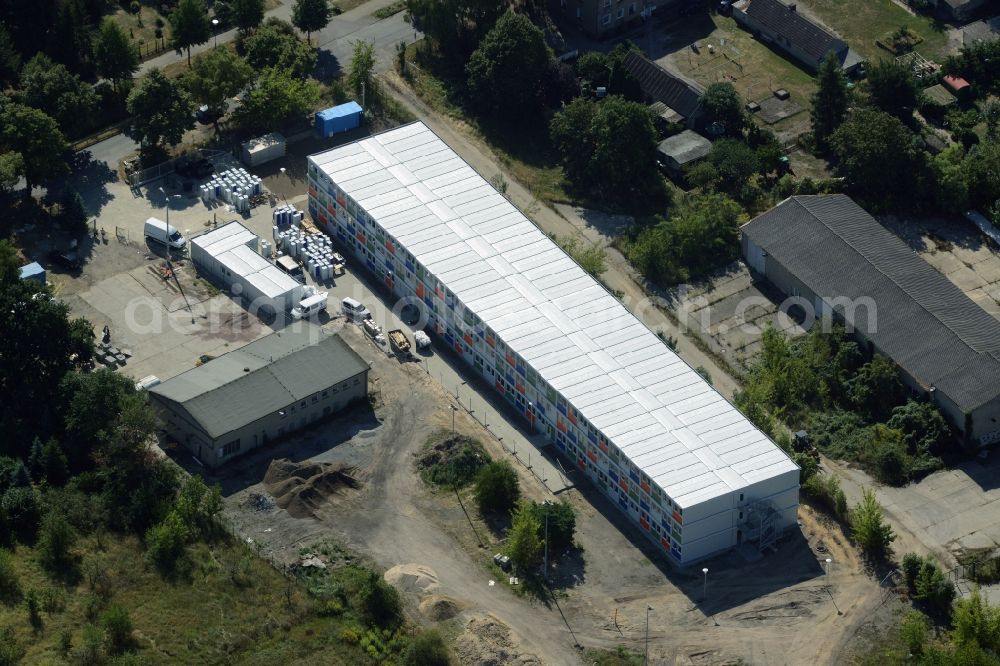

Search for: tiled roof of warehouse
xmin=310 ymin=122 xmax=797 ymax=509
xmin=150 ymin=325 xmax=368 ymax=439
xmin=738 ymin=0 xmax=846 ymax=62
xmin=741 ymin=195 xmax=1000 ymax=413
xmin=621 ymin=51 xmax=704 ymax=119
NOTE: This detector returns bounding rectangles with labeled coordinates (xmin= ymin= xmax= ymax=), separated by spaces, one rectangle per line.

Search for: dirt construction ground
xmin=210 ymin=321 xmax=887 ymax=666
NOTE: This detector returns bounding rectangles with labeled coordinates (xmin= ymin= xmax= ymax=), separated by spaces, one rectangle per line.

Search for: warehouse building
xmin=149 ymin=324 xmax=369 ymax=467
xmin=191 ymin=221 xmax=305 ymax=319
xmin=742 ymin=195 xmax=1000 ymax=447
xmin=307 ymin=122 xmax=799 ymax=565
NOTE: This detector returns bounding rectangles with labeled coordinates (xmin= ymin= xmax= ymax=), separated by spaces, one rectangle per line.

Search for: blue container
xmin=19 ymin=262 xmax=45 ymax=284
xmin=315 ymin=101 xmax=363 ymax=137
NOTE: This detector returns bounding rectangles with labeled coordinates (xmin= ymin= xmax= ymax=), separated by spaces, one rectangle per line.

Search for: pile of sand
xmin=263 ymin=458 xmax=360 ymax=519
xmin=419 ymin=594 xmax=465 ymax=621
xmin=454 ymin=615 xmax=543 ymax=666
xmin=384 ymin=563 xmax=440 ymax=596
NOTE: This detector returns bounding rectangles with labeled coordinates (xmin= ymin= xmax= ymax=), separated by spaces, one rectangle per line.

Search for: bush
xmin=900 ymin=611 xmax=929 ymax=655
xmin=0 ymin=627 xmax=24 ymax=665
xmin=421 ymin=436 xmax=489 ymax=489
xmin=101 ymin=604 xmax=134 ymax=654
xmin=506 ymin=501 xmax=542 ymax=573
xmin=357 ymin=570 xmax=402 ymax=628
xmin=37 ymin=511 xmax=77 ymax=576
xmin=902 ymin=552 xmax=923 ymax=589
xmin=802 ymin=472 xmax=848 ymax=521
xmin=144 ymin=512 xmax=189 ymax=576
xmin=2 ymin=487 xmax=40 ymax=544
xmin=404 ymin=630 xmax=451 ymax=666
xmin=0 ymin=547 xmax=19 ymax=600
xmin=474 ymin=461 xmax=520 ymax=515
xmin=850 ymin=489 xmax=895 ymax=561
xmin=907 ymin=556 xmax=956 ymax=614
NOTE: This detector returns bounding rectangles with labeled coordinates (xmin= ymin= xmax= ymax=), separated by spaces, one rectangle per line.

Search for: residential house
xmin=621 ymin=51 xmax=706 ymax=129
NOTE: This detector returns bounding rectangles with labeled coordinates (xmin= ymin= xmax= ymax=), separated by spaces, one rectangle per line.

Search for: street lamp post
xmin=825 ymin=557 xmax=832 ymax=583
xmin=702 ymin=567 xmax=709 ymax=601
xmin=451 ymin=405 xmax=456 ymax=434
xmin=212 ymin=18 xmax=219 ymax=47
xmin=542 ymin=500 xmax=551 ymax=580
xmin=644 ymin=606 xmax=652 ymax=665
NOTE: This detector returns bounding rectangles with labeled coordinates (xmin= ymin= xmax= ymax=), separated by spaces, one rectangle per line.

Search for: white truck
xmin=291 ymin=291 xmax=329 ymax=320
xmin=144 ymin=217 xmax=186 ymax=249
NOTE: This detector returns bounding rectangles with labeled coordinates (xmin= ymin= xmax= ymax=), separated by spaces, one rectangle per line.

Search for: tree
xmin=576 ymin=51 xmax=610 ymax=87
xmin=887 ymin=400 xmax=953 ymax=458
xmin=101 ymin=604 xmax=134 ymax=654
xmin=983 ymin=100 xmax=1000 ymax=143
xmin=145 ymin=511 xmax=189 ymax=576
xmin=60 ymin=188 xmax=88 ymax=234
xmin=36 ymin=511 xmax=76 ymax=575
xmin=850 ymin=488 xmax=895 ymax=560
xmin=49 ymin=0 xmax=93 ymax=77
xmin=0 ymin=548 xmax=19 ymax=600
xmin=899 ymin=611 xmax=929 ymax=656
xmin=94 ymin=18 xmax=139 ymax=94
xmin=914 ymin=559 xmax=955 ymax=612
xmin=172 ymin=475 xmax=222 ymax=539
xmin=0 ymin=25 xmax=21 ymax=88
xmin=831 ymin=108 xmax=926 ymax=211
xmin=61 ymin=368 xmax=142 ymax=472
xmin=29 ymin=438 xmax=68 ymax=486
xmin=0 ymin=152 xmax=23 ymax=194
xmin=291 ymin=0 xmax=332 ymax=45
xmin=507 ymin=501 xmax=543 ymax=573
xmin=242 ymin=20 xmax=317 ymax=76
xmin=626 ymin=192 xmax=743 ymax=286
xmin=866 ymin=59 xmax=920 ymax=123
xmin=19 ymin=53 xmax=99 ymax=139
xmin=231 ymin=0 xmax=265 ymax=33
xmin=2 ymin=487 xmax=40 ymax=543
xmin=358 ymin=569 xmax=402 ymax=628
xmin=953 ymin=587 xmax=1000 ymax=652
xmin=847 ymin=355 xmax=904 ymax=421
xmin=404 ymin=630 xmax=451 ymax=666
xmin=232 ymin=67 xmax=322 ymax=132
xmin=540 ymin=60 xmax=580 ymax=108
xmin=708 ymin=139 xmax=760 ymax=194
xmin=346 ymin=39 xmax=378 ymax=108
xmin=170 ymin=0 xmax=211 ymax=65
xmin=550 ymin=95 xmax=662 ymax=204
xmin=700 ymin=82 xmax=746 ymax=137
xmin=529 ymin=500 xmax=576 ymax=554
xmin=0 ymin=104 xmax=68 ymax=200
xmin=405 ymin=0 xmax=506 ymax=60
xmin=126 ymin=69 xmax=195 ymax=150
xmin=810 ymin=52 xmax=849 ymax=150
xmin=473 ymin=460 xmax=520 ymax=514
xmin=185 ymin=47 xmax=253 ymax=131
xmin=466 ymin=12 xmax=551 ymax=119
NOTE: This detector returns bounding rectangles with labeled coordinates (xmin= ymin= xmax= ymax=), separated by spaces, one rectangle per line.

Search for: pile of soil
xmin=384 ymin=563 xmax=440 ymax=596
xmin=263 ymin=458 xmax=360 ymax=519
xmin=454 ymin=615 xmax=543 ymax=666
xmin=418 ymin=594 xmax=465 ymax=621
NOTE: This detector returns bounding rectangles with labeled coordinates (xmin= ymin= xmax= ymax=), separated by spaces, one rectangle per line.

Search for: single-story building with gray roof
xmin=742 ymin=194 xmax=1000 ymax=447
xmin=148 ymin=323 xmax=369 ymax=466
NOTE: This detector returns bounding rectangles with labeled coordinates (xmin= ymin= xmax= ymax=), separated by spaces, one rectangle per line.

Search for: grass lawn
xmin=110 ymin=7 xmax=171 ymax=59
xmin=665 ymin=14 xmax=818 ymax=112
xmin=404 ymin=42 xmax=570 ymax=204
xmin=0 ymin=534 xmax=383 ymax=664
xmin=802 ymin=0 xmax=950 ymax=62
xmin=333 ymin=0 xmax=371 ymax=14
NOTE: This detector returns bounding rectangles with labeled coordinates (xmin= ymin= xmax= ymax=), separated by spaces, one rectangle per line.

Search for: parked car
xmin=47 ymin=250 xmax=81 ymax=271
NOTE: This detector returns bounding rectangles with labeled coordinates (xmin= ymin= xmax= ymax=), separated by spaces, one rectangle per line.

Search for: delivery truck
xmin=144 ymin=217 xmax=186 ymax=249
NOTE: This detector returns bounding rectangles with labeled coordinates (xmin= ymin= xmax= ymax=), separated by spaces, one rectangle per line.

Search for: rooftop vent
xmin=243 ymin=367 xmax=250 ymax=372
xmin=789 ymin=3 xmax=796 ymax=10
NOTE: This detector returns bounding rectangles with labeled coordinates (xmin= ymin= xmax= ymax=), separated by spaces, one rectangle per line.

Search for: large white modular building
xmin=191 ymin=221 xmax=305 ymax=319
xmin=307 ymin=122 xmax=799 ymax=564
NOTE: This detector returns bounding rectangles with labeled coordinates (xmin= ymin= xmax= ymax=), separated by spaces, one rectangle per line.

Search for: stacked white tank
xmin=273 ymin=228 xmax=336 ymax=282
xmin=200 ymin=167 xmax=263 ymax=215
xmin=272 ymin=205 xmax=303 ymax=227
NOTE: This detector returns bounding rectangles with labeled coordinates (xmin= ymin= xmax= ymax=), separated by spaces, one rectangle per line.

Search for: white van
xmin=291 ymin=292 xmax=329 ymax=320
xmin=134 ymin=375 xmax=161 ymax=391
xmin=143 ymin=217 xmax=186 ymax=249
xmin=341 ymin=297 xmax=370 ymax=321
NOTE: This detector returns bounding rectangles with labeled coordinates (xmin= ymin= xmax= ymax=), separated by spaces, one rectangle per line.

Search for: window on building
xmin=353 ymin=378 xmax=360 ymax=386
xmin=322 ymin=390 xmax=328 ymax=399
xmin=300 ymin=401 xmax=306 ymax=408
xmin=279 ymin=410 xmax=287 ymax=419
xmin=311 ymin=395 xmax=318 ymax=403
xmin=617 ymin=7 xmax=623 ymax=18
xmin=222 ymin=439 xmax=241 ymax=456
xmin=602 ymin=12 xmax=610 ymax=24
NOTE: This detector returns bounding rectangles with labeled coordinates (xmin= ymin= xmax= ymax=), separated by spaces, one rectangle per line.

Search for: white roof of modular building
xmin=310 ymin=122 xmax=797 ymax=509
xmin=192 ymin=221 xmax=300 ymax=298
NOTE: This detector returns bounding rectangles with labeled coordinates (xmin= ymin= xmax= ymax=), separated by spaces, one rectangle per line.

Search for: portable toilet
xmin=316 ymin=101 xmax=363 ymax=137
